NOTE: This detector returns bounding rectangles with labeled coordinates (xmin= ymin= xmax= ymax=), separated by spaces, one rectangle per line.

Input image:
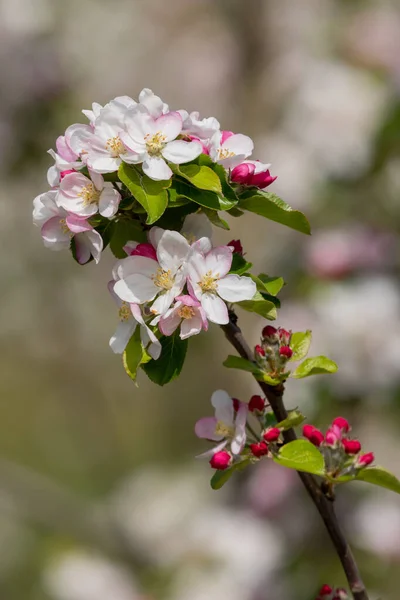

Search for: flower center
xmin=145 ymin=131 xmax=167 ymax=156
xmin=59 ymin=218 xmax=71 ymax=235
xmin=78 ymin=183 xmax=101 ymax=206
xmin=178 ymin=305 xmax=195 ymax=319
xmin=106 ymin=136 xmax=125 ymax=157
xmin=152 ymin=268 xmax=174 ymax=290
xmin=199 ymin=270 xmax=219 ymax=293
xmin=217 ymin=148 xmax=235 ymax=160
xmin=215 ymin=421 xmax=235 ymax=438
xmin=118 ymin=301 xmax=131 ymax=322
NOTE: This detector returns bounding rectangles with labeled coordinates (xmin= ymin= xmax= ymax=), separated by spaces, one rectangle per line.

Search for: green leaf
xmin=202 ymin=208 xmax=230 ymax=230
xmin=197 ymin=155 xmax=239 ymax=202
xmin=177 ymin=164 xmax=222 ymax=194
xmin=239 ymin=190 xmax=311 ymax=235
xmin=355 ymin=467 xmax=400 ymax=495
xmin=109 ymin=218 xmax=146 ymax=258
xmin=223 ymin=355 xmax=264 ymax=377
xmin=237 ymin=292 xmax=277 ymax=320
xmin=118 ymin=163 xmax=169 ymax=225
xmin=289 ymin=331 xmax=312 ymax=362
xmin=142 ymin=331 xmax=188 ymax=386
xmin=229 ymin=253 xmax=253 ymax=275
xmin=170 ymin=179 xmax=237 ymax=211
xmin=210 ymin=459 xmax=250 ymax=490
xmin=276 ymin=410 xmax=306 ymax=430
xmin=123 ymin=328 xmax=150 ymax=381
xmin=273 ymin=440 xmax=325 ymax=476
xmin=257 ymin=274 xmax=285 ymax=296
xmin=291 ymin=356 xmax=338 ymax=378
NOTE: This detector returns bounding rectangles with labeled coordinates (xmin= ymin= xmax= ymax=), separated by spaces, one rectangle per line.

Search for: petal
xmin=148 ymin=226 xmax=165 ymax=249
xmin=211 ymin=390 xmax=234 ymax=425
xmin=175 ymin=295 xmax=201 ymax=307
xmin=157 ymin=230 xmax=190 ymax=272
xmin=217 ymin=274 xmax=257 ymax=302
xmin=223 ymin=133 xmax=254 ymax=157
xmin=87 ymin=152 xmax=121 ymax=174
xmin=84 ymin=229 xmax=103 ymax=264
xmin=155 ymin=111 xmax=182 ymax=142
xmin=124 ymin=106 xmax=155 ymax=140
xmin=147 ymin=338 xmax=162 ymax=360
xmin=201 ymin=293 xmax=228 ymax=324
xmin=162 ymin=140 xmax=202 ymax=164
xmin=180 ymin=314 xmax=203 ymax=339
xmin=196 ymin=441 xmax=228 ymax=459
xmin=142 ymin=156 xmax=172 ymax=181
xmin=159 ymin=307 xmax=182 ymax=337
xmin=114 ymin=275 xmax=158 ymax=304
xmin=205 ymin=246 xmax=233 ymax=278
xmin=99 ymin=187 xmax=121 ymax=218
xmin=181 ymin=213 xmax=212 ymax=242
xmin=231 ymin=403 xmax=248 ymax=454
xmin=66 ymin=214 xmax=92 ymax=233
xmin=109 ymin=320 xmax=136 ymax=354
xmin=191 ymin=237 xmax=213 ymax=254
xmin=41 ymin=216 xmax=70 ymax=248
xmin=138 ymin=88 xmax=166 ymax=118
xmin=150 ymin=288 xmax=177 ymax=316
xmin=116 ymin=255 xmax=158 ymax=279
xmin=194 ymin=417 xmax=222 ymax=441
xmin=74 ymin=234 xmax=91 ymax=264
xmin=66 ymin=124 xmax=93 ymax=156
xmin=119 ymin=130 xmax=146 ymax=154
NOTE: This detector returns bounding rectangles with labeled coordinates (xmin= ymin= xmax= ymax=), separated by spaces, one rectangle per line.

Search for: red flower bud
xmin=357 ymin=452 xmax=374 ymax=467
xmin=228 ymin=239 xmax=243 ymax=255
xmin=250 ymin=442 xmax=269 ymax=458
xmin=232 ymin=398 xmax=240 ymax=412
xmin=210 ymin=451 xmax=232 ymax=470
xmin=278 ymin=328 xmax=291 ymax=345
xmin=332 ymin=417 xmax=350 ymax=433
xmin=279 ymin=345 xmax=293 ymax=359
xmin=255 ymin=344 xmax=266 ymax=357
xmin=325 ymin=427 xmax=341 ymax=446
xmin=248 ymin=395 xmax=265 ymax=413
xmin=303 ymin=424 xmax=324 ymax=447
xmin=130 ymin=243 xmax=158 ymax=261
xmin=319 ymin=584 xmax=333 ymax=596
xmin=342 ymin=439 xmax=361 ymax=455
xmin=263 ymin=427 xmax=281 ymax=443
xmin=262 ymin=325 xmax=278 ymax=339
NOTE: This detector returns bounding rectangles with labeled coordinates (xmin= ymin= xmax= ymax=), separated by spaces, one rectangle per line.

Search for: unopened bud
xmin=263 ymin=427 xmax=281 ymax=443
xmin=60 ymin=169 xmax=75 ymax=180
xmin=332 ymin=417 xmax=350 ymax=433
xmin=303 ymin=424 xmax=324 ymax=447
xmin=325 ymin=427 xmax=341 ymax=446
xmin=342 ymin=439 xmax=361 ymax=455
xmin=255 ymin=344 xmax=266 ymax=358
xmin=248 ymin=395 xmax=265 ymax=413
xmin=232 ymin=398 xmax=240 ymax=412
xmin=250 ymin=442 xmax=269 ymax=458
xmin=279 ymin=345 xmax=293 ymax=359
xmin=278 ymin=328 xmax=291 ymax=345
xmin=319 ymin=584 xmax=333 ymax=596
xmin=262 ymin=325 xmax=278 ymax=340
xmin=228 ymin=239 xmax=243 ymax=255
xmin=210 ymin=451 xmax=232 ymax=470
xmin=357 ymin=452 xmax=374 ymax=467
xmin=130 ymin=242 xmax=158 ymax=261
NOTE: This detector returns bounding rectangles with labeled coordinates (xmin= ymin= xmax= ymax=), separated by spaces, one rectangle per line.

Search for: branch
xmin=221 ymin=312 xmax=369 ymax=600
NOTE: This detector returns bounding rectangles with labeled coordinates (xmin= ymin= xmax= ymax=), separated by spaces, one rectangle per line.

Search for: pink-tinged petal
xmin=156 ymin=111 xmax=182 ymax=142
xmin=230 ymin=162 xmax=255 ymax=184
xmin=130 ymin=242 xmax=158 ymax=260
xmin=116 ymin=255 xmax=159 ymax=279
xmin=159 ymin=306 xmax=182 ymax=336
xmin=157 ymin=230 xmax=190 ymax=272
xmin=109 ymin=320 xmax=136 ymax=354
xmin=221 ymin=130 xmax=234 ymax=144
xmin=129 ymin=302 xmax=145 ymax=325
xmin=186 ymin=277 xmax=198 ymax=300
xmin=201 ymin=293 xmax=229 ymax=325
xmin=196 ymin=440 xmax=227 ymax=459
xmin=74 ymin=235 xmax=91 ymax=264
xmin=143 ymin=156 xmax=172 ymax=181
xmin=180 ymin=313 xmax=203 ymax=339
xmin=59 ymin=172 xmax=91 ymax=198
xmin=114 ymin=275 xmax=158 ymax=304
xmin=199 ymin=306 xmax=209 ymax=331
xmin=217 ymin=274 xmax=256 ymax=302
xmin=99 ymin=187 xmax=120 ymax=218
xmin=187 ymin=249 xmax=208 ymax=283
xmin=195 ymin=417 xmax=222 ymax=441
xmin=41 ymin=217 xmax=70 ymax=249
xmin=89 ymin=170 xmax=104 ymax=191
xmin=223 ymin=133 xmax=254 ymax=157
xmin=162 ymin=139 xmax=202 ymax=164
xmin=251 ymin=169 xmax=277 ymax=189
xmin=138 ymin=88 xmax=166 ymax=118
xmin=211 ymin=390 xmax=234 ymax=426
xmin=119 ymin=130 xmax=145 ymax=155
xmin=205 ymin=246 xmax=233 ymax=278
xmin=66 ymin=214 xmax=92 ymax=233
xmin=56 ymin=135 xmax=78 ymax=162
xmin=231 ymin=402 xmax=248 ymax=454
xmin=175 ymin=294 xmax=201 ymax=307
xmin=66 ymin=124 xmax=93 ymax=156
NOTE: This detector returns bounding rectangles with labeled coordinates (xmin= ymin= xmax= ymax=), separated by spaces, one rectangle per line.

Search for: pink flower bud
xmin=187 ymin=135 xmax=210 ymax=154
xmin=251 ymin=169 xmax=277 ymax=189
xmin=262 ymin=325 xmax=278 ymax=340
xmin=248 ymin=394 xmax=265 ymax=413
xmin=130 ymin=243 xmax=158 ymax=261
xmin=332 ymin=417 xmax=350 ymax=433
xmin=255 ymin=344 xmax=266 ymax=357
xmin=342 ymin=439 xmax=361 ymax=455
xmin=319 ymin=584 xmax=333 ymax=596
xmin=228 ymin=239 xmax=244 ymax=255
xmin=210 ymin=451 xmax=232 ymax=470
xmin=325 ymin=427 xmax=341 ymax=446
xmin=232 ymin=398 xmax=240 ymax=412
xmin=303 ymin=424 xmax=324 ymax=447
xmin=230 ymin=162 xmax=255 ymax=185
xmin=250 ymin=442 xmax=269 ymax=458
xmin=263 ymin=427 xmax=281 ymax=443
xmin=357 ymin=452 xmax=374 ymax=467
xmin=278 ymin=328 xmax=292 ymax=345
xmin=279 ymin=345 xmax=293 ymax=359
xmin=60 ymin=169 xmax=75 ymax=180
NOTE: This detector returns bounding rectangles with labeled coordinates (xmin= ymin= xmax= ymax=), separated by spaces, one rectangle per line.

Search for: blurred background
xmin=1 ymin=0 xmax=400 ymax=598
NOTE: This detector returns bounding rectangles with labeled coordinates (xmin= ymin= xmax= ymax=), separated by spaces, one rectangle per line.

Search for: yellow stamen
xmin=106 ymin=136 xmax=125 ymax=157
xmin=152 ymin=268 xmax=174 ymax=290
xmin=178 ymin=305 xmax=196 ymax=319
xmin=145 ymin=131 xmax=167 ymax=156
xmin=215 ymin=421 xmax=234 ymax=438
xmin=59 ymin=218 xmax=71 ymax=235
xmin=217 ymin=148 xmax=235 ymax=160
xmin=118 ymin=302 xmax=131 ymax=322
xmin=199 ymin=270 xmax=219 ymax=293
xmin=78 ymin=183 xmax=101 ymax=207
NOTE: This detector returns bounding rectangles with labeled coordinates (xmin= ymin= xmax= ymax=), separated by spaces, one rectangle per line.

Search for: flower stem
xmin=221 ymin=311 xmax=369 ymax=600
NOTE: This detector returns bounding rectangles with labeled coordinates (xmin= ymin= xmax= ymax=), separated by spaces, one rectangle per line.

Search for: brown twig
xmin=221 ymin=311 xmax=369 ymax=600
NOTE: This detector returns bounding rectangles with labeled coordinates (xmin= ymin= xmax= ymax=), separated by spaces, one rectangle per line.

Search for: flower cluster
xmin=303 ymin=417 xmax=374 ymax=478
xmin=316 ymin=585 xmax=349 ymax=600
xmin=255 ymin=325 xmax=293 ymax=377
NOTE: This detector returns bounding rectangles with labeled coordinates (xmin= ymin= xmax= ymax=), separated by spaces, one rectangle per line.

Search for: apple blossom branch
xmin=221 ymin=310 xmax=369 ymax=600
